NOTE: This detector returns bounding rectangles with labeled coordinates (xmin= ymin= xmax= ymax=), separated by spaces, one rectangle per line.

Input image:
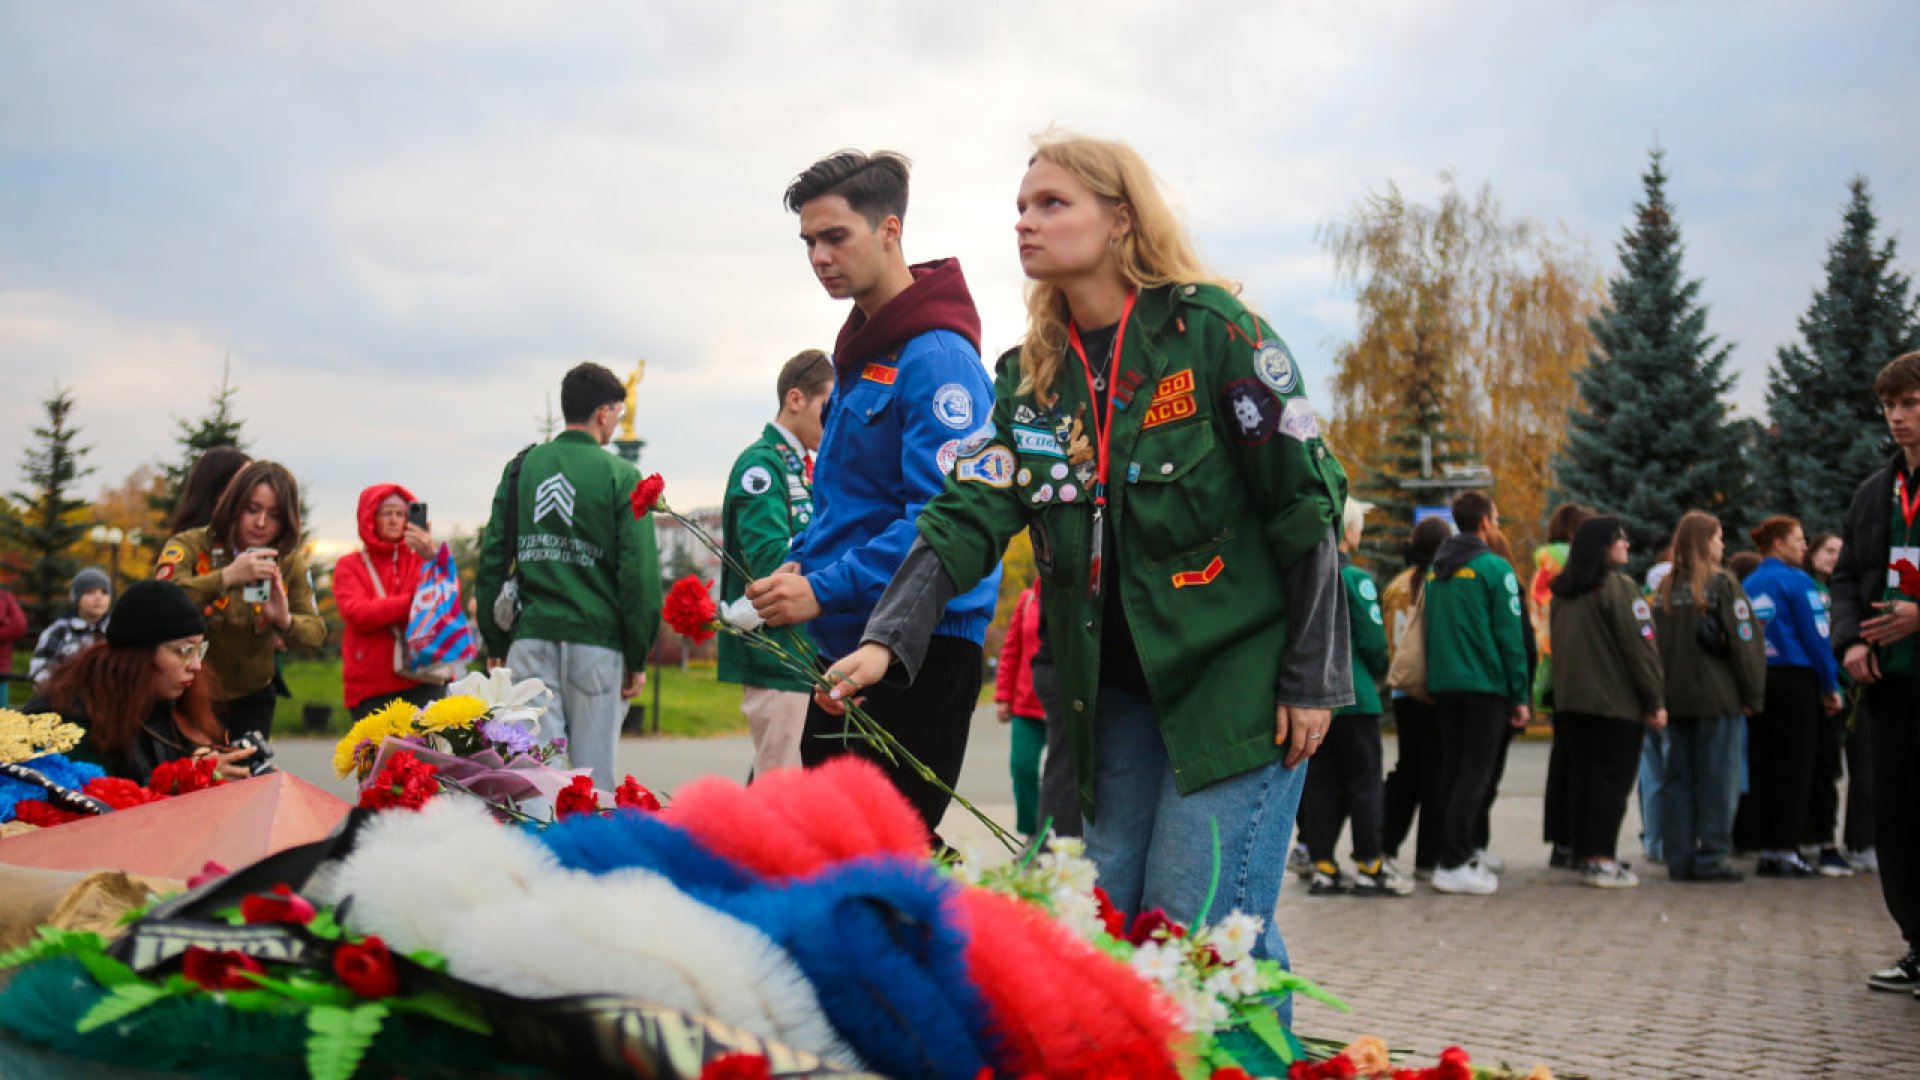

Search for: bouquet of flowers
xmin=0 ymin=708 xmax=226 ymax=827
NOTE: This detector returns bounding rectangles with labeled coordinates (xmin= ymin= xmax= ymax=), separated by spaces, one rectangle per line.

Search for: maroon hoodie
xmin=833 ymin=258 xmax=982 ymax=369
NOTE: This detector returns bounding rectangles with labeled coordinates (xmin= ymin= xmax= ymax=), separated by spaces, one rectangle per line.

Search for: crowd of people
xmin=8 ymin=134 xmax=1916 ymax=1011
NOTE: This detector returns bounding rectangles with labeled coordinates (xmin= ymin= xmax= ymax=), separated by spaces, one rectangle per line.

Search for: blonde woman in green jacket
xmin=1652 ymin=511 xmax=1766 ymax=883
xmin=1547 ymin=516 xmax=1667 ymax=888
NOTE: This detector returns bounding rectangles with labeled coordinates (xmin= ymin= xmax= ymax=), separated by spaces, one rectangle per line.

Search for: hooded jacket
xmin=792 ymin=258 xmax=1001 ymax=658
xmin=332 ymin=483 xmax=428 ymax=708
xmin=1423 ymin=533 xmax=1529 ymax=704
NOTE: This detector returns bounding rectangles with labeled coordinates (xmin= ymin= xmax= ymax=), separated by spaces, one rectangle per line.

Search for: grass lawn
xmin=275 ymin=656 xmax=752 ymax=740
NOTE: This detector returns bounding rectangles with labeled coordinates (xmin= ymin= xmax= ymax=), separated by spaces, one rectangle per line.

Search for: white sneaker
xmin=1432 ymin=863 xmax=1498 ymax=895
xmin=1849 ymin=848 xmax=1879 ymax=874
xmin=1473 ymin=848 xmax=1505 ymax=874
xmin=1582 ymin=861 xmax=1640 ymax=888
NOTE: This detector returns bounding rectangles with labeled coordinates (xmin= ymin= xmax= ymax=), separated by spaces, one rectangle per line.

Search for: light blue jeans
xmin=1658 ymin=714 xmax=1743 ymax=878
xmin=1085 ymin=684 xmax=1307 ymax=1023
xmin=506 ymin=638 xmax=626 ymax=788
xmin=1637 ymin=726 xmax=1668 ymax=861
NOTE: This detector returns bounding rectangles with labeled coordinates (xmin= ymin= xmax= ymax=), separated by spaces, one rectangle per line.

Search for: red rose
xmin=241 ymin=884 xmax=317 ymax=926
xmin=334 ymin=936 xmax=400 ymax=998
xmin=1893 ymin=558 xmax=1920 ymax=600
xmin=615 ymin=776 xmax=662 ymax=812
xmin=12 ymin=801 xmax=84 ymax=827
xmin=631 ymin=473 xmax=667 ymax=519
xmin=700 ymin=1052 xmax=772 ymax=1080
xmin=187 ymin=861 xmax=230 ymax=889
xmin=1126 ymin=907 xmax=1186 ymax=947
xmin=148 ymin=756 xmax=220 ymax=797
xmin=556 ymin=775 xmax=602 ymax=819
xmin=182 ymin=946 xmax=266 ymax=991
xmin=359 ymin=750 xmax=440 ymax=812
xmin=663 ymin=575 xmax=718 ymax=645
xmin=1093 ymin=885 xmax=1127 ymax=938
xmin=83 ymin=776 xmax=165 ymax=810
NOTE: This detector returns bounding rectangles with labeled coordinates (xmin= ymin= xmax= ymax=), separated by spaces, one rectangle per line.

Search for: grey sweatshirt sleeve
xmin=859 ymin=536 xmax=959 ymax=683
xmin=1276 ymin=528 xmax=1355 ymax=710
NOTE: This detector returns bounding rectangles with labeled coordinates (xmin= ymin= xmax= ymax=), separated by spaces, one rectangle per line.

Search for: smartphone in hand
xmin=408 ymin=502 xmax=429 ymax=530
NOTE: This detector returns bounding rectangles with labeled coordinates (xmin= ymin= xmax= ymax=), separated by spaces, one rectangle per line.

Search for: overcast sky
xmin=3 ymin=1 xmax=1915 ymax=554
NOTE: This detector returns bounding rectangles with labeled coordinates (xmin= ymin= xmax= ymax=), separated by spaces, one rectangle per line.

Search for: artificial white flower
xmin=720 ymin=596 xmax=765 ymax=632
xmin=1044 ymin=835 xmax=1086 ymax=860
xmin=1205 ymin=911 xmax=1262 ymax=965
xmin=1129 ymin=940 xmax=1182 ymax=987
xmin=1226 ymin=957 xmax=1264 ymax=997
xmin=445 ymin=667 xmax=548 ymax=729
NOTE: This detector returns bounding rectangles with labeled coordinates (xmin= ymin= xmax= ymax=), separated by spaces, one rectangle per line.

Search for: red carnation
xmin=12 ymin=800 xmax=83 ymax=827
xmin=83 ymin=776 xmax=166 ymax=810
xmin=334 ymin=936 xmax=401 ymax=998
xmin=187 ymin=861 xmax=230 ymax=889
xmin=1288 ymin=1054 xmax=1357 ymax=1080
xmin=663 ymin=575 xmax=718 ymax=645
xmin=631 ymin=473 xmax=667 ymax=519
xmin=148 ymin=756 xmax=221 ymax=797
xmin=700 ymin=1052 xmax=772 ymax=1080
xmin=241 ymin=884 xmax=317 ymax=926
xmin=1893 ymin=558 xmax=1920 ymax=600
xmin=1093 ymin=885 xmax=1127 ymax=938
xmin=182 ymin=946 xmax=266 ymax=991
xmin=1126 ymin=907 xmax=1187 ymax=947
xmin=359 ymin=750 xmax=440 ymax=812
xmin=616 ymin=775 xmax=662 ymax=812
xmin=556 ymin=775 xmax=602 ymax=818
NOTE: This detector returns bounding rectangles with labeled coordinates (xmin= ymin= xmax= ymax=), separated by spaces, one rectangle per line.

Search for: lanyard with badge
xmin=1893 ymin=471 xmax=1920 ymax=592
xmin=1066 ymin=291 xmax=1138 ymax=600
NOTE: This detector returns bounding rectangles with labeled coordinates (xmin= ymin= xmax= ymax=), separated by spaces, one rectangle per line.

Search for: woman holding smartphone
xmin=155 ymin=460 xmax=326 ymax=738
xmin=815 ymin=135 xmax=1349 ymax=1012
xmin=333 ymin=483 xmax=444 ymax=719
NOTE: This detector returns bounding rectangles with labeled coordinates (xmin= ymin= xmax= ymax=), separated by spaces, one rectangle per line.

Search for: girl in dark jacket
xmin=24 ymin=581 xmax=257 ymax=785
xmin=1548 ymin=517 xmax=1666 ymax=887
xmin=1653 ymin=511 xmax=1766 ymax=882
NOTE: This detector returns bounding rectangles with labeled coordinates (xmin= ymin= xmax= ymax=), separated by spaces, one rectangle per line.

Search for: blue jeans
xmin=1085 ymin=685 xmax=1306 ymax=1022
xmin=1659 ymin=715 xmax=1742 ymax=878
xmin=1637 ymin=726 xmax=1668 ymax=861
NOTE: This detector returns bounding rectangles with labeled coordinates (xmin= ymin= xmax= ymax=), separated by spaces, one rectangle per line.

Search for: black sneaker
xmin=1548 ymin=844 xmax=1573 ymax=869
xmin=1755 ymin=855 xmax=1817 ymax=878
xmin=1867 ymin=951 xmax=1920 ymax=992
xmin=1308 ymin=861 xmax=1348 ymax=896
xmin=1817 ymin=848 xmax=1855 ymax=878
xmin=1350 ymin=861 xmax=1415 ymax=897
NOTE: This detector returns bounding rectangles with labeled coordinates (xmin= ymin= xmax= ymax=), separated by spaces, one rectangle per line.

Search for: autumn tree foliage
xmin=1321 ymin=174 xmax=1600 ymax=569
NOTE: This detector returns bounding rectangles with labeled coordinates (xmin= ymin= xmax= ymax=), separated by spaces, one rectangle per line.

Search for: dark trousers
xmin=1382 ymin=696 xmax=1442 ymax=868
xmin=1435 ymin=692 xmax=1510 ymax=868
xmin=1737 ymin=666 xmax=1823 ymax=852
xmin=803 ymin=635 xmax=982 ymax=837
xmin=1545 ymin=719 xmax=1573 ymax=847
xmin=1557 ymin=712 xmax=1645 ymax=861
xmin=1804 ymin=699 xmax=1850 ymax=848
xmin=221 ymin=686 xmax=279 ymax=739
xmin=1865 ymin=675 xmax=1920 ymax=950
xmin=1301 ymin=713 xmax=1385 ymax=864
xmin=1846 ymin=718 xmax=1875 ymax=852
xmin=1029 ymin=659 xmax=1082 ymax=838
xmin=349 ymin=684 xmax=444 ymax=721
xmin=1475 ymin=721 xmax=1516 ymax=852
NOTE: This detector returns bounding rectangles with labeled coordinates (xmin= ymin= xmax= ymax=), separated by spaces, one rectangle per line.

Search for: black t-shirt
xmin=1074 ymin=322 xmax=1149 ymax=694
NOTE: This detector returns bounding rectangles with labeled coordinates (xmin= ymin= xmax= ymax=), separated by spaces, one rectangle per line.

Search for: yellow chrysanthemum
xmin=0 ymin=710 xmax=85 ymax=764
xmin=331 ymin=699 xmax=421 ymax=777
xmin=417 ymin=694 xmax=488 ymax=732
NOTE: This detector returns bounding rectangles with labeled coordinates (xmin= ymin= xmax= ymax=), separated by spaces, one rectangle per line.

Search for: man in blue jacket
xmin=750 ymin=150 xmax=1001 ymax=832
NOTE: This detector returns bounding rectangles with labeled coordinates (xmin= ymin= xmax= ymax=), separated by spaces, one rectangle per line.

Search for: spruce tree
xmin=4 ymin=389 xmax=94 ymax=631
xmin=1352 ymin=374 xmax=1478 ymax=568
xmin=149 ymin=363 xmax=250 ymax=531
xmin=1766 ymin=177 xmax=1920 ymax=533
xmin=1555 ymin=150 xmax=1750 ymax=572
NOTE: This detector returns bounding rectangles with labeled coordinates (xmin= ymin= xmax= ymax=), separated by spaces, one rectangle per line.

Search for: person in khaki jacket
xmin=1652 ymin=511 xmax=1767 ymax=883
xmin=1548 ymin=515 xmax=1666 ymax=888
xmin=155 ymin=460 xmax=327 ymax=738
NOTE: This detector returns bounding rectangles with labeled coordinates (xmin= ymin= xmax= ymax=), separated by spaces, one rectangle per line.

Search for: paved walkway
xmin=275 ymin=717 xmax=1920 ymax=1078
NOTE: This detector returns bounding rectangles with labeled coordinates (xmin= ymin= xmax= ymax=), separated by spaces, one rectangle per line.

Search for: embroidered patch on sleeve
xmin=860 ymin=363 xmax=897 ymax=385
xmin=932 ymin=383 xmax=974 ymax=429
xmin=955 ymin=446 xmax=1015 ymax=487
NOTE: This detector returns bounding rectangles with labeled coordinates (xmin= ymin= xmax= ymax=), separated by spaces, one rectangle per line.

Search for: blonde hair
xmin=1018 ymin=135 xmax=1236 ymax=401
xmin=1658 ymin=510 xmax=1722 ymax=614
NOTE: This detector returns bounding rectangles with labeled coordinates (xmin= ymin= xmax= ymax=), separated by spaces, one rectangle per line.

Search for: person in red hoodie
xmin=995 ymin=580 xmax=1046 ymax=838
xmin=334 ymin=483 xmax=442 ymax=718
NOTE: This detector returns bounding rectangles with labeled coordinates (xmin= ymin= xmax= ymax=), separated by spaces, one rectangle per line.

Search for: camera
xmin=227 ymin=731 xmax=276 ymax=777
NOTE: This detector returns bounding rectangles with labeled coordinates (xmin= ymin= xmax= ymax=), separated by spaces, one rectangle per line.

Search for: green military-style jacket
xmin=914 ymin=283 xmax=1347 ymax=817
xmin=718 ymin=424 xmax=816 ymax=690
xmin=475 ymin=430 xmax=664 ymax=672
xmin=1548 ymin=572 xmax=1664 ymax=721
xmin=1654 ymin=569 xmax=1766 ymax=720
xmin=1425 ymin=549 xmax=1530 ymax=704
xmin=1339 ymin=562 xmax=1388 ymax=717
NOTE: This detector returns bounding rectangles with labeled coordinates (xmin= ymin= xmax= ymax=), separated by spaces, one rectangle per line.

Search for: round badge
xmin=740 ymin=466 xmax=773 ymax=495
xmin=1060 ymin=484 xmax=1077 ymax=502
xmin=1253 ymin=339 xmax=1298 ymax=395
xmin=1016 ymin=468 xmax=1032 ymax=487
xmin=1033 ymin=483 xmax=1054 ymax=504
xmin=1050 ymin=463 xmax=1068 ymax=480
xmin=936 ymin=439 xmax=962 ymax=476
xmin=932 ymin=383 xmax=974 ymax=430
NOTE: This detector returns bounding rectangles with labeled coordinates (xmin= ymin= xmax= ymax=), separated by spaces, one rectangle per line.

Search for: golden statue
xmin=620 ymin=360 xmax=646 ymax=442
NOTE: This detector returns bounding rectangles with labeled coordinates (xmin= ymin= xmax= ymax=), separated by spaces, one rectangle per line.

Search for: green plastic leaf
xmin=219 ymin=988 xmax=293 ymax=1013
xmin=0 ymin=926 xmax=104 ymax=970
xmin=210 ymin=904 xmax=245 ymax=926
xmin=244 ymin=972 xmax=355 ymax=1008
xmin=388 ymin=990 xmax=491 ymax=1034
xmin=306 ymin=1002 xmax=388 ymax=1080
xmin=1257 ymin=959 xmax=1348 ymax=1011
xmin=76 ymin=983 xmax=170 ymax=1032
xmin=404 ymin=948 xmax=449 ymax=972
xmin=305 ymin=908 xmax=344 ymax=941
xmin=1240 ymin=1004 xmax=1298 ymax=1064
xmin=76 ymin=949 xmax=139 ymax=989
